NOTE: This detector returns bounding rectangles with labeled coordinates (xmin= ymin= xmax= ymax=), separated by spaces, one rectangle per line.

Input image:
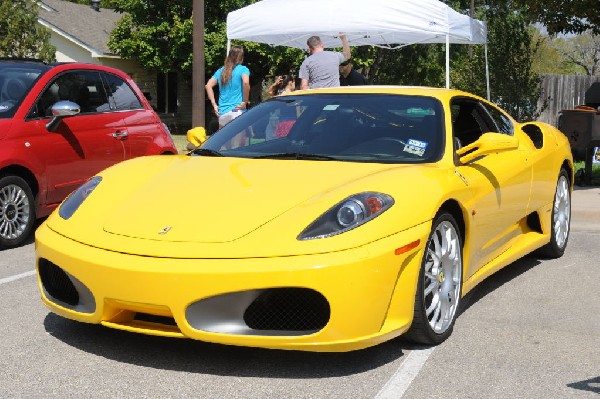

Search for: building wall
xmin=51 ymin=34 xmax=96 ymax=63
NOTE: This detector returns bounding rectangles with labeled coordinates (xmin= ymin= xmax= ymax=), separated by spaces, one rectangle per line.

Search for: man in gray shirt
xmin=299 ymin=35 xmax=351 ymax=89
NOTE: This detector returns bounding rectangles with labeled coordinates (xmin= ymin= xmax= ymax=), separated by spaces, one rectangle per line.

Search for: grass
xmin=574 ymin=160 xmax=600 ymax=186
xmin=171 ymin=134 xmax=191 ymax=153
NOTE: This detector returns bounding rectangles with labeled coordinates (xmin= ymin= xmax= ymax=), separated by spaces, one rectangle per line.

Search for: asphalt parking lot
xmin=398 ymin=186 xmax=600 ymax=399
xmin=0 ymin=187 xmax=599 ymax=398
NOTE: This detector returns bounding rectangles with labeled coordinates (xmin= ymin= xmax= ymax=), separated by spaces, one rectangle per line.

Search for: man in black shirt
xmin=339 ymin=59 xmax=369 ymax=86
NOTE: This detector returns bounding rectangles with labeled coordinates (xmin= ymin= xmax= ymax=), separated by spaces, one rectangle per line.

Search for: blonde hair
xmin=221 ymin=45 xmax=244 ymax=86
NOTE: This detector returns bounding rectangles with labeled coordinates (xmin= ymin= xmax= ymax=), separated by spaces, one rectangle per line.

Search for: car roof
xmin=0 ymin=59 xmax=129 ymax=76
xmin=290 ymin=85 xmax=472 ymax=97
xmin=0 ymin=58 xmax=53 ymax=72
xmin=287 ymin=85 xmax=482 ymax=101
xmin=282 ymin=86 xmax=498 ymax=112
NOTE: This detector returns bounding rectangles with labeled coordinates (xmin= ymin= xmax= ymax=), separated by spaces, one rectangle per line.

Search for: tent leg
xmin=227 ymin=40 xmax=231 ymax=56
xmin=485 ymin=43 xmax=490 ymax=100
xmin=445 ymin=35 xmax=450 ymax=89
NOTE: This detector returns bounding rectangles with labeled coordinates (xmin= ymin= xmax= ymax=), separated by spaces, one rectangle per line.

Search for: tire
xmin=0 ymin=175 xmax=36 ymax=250
xmin=537 ymin=168 xmax=571 ymax=258
xmin=405 ymin=212 xmax=463 ymax=345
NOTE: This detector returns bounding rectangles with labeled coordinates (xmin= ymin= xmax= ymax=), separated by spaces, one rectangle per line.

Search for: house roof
xmin=37 ymin=0 xmax=123 ymax=57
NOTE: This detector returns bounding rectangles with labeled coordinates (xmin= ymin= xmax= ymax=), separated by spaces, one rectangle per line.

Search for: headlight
xmin=59 ymin=176 xmax=102 ymax=219
xmin=298 ymin=192 xmax=394 ymax=240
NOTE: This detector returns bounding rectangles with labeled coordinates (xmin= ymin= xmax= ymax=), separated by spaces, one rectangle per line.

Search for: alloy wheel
xmin=553 ymin=174 xmax=570 ymax=249
xmin=0 ymin=183 xmax=31 ymax=240
xmin=423 ymin=220 xmax=462 ymax=334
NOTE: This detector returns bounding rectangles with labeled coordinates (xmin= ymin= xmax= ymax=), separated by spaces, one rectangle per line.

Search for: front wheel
xmin=537 ymin=168 xmax=571 ymax=258
xmin=0 ymin=175 xmax=36 ymax=249
xmin=405 ymin=212 xmax=463 ymax=345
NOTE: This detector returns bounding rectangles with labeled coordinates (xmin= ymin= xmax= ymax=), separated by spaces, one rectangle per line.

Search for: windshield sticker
xmin=403 ymin=138 xmax=428 ymax=156
xmin=323 ymin=105 xmax=340 ymax=111
xmin=0 ymin=105 xmax=9 ymax=112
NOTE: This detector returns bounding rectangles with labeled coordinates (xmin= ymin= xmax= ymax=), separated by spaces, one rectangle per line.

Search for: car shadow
xmin=43 ymin=313 xmax=407 ymax=377
xmin=458 ymin=254 xmax=541 ymax=316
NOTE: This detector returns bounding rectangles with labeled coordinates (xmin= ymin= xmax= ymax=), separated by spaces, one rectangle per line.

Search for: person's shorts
xmin=219 ymin=110 xmax=243 ymax=126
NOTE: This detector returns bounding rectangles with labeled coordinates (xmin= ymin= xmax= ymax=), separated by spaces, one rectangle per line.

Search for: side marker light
xmin=394 ymin=239 xmax=421 ymax=255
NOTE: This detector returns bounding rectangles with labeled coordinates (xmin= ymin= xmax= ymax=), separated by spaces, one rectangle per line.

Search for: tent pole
xmin=227 ymin=40 xmax=231 ymax=55
xmin=485 ymin=43 xmax=490 ymax=100
xmin=445 ymin=35 xmax=450 ymax=89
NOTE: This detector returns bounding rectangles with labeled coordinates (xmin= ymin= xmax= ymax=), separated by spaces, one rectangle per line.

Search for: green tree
xmin=0 ymin=0 xmax=55 ymax=62
xmin=486 ymin=11 xmax=543 ymax=121
xmin=530 ymin=28 xmax=581 ymax=75
xmin=513 ymin=0 xmax=600 ymax=35
xmin=107 ymin=1 xmax=194 ymax=73
xmin=106 ymin=0 xmax=303 ymax=86
xmin=445 ymin=1 xmax=544 ymax=121
xmin=553 ymin=32 xmax=600 ymax=76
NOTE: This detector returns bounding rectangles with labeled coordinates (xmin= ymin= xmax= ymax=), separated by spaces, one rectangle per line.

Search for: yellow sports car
xmin=35 ymin=87 xmax=573 ymax=352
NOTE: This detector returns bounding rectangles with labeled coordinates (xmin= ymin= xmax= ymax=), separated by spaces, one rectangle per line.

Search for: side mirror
xmin=186 ymin=126 xmax=207 ymax=150
xmin=46 ymin=101 xmax=81 ymax=132
xmin=456 ymin=132 xmax=519 ymax=164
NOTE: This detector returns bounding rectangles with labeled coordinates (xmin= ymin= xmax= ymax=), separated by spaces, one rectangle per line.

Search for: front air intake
xmin=243 ymin=288 xmax=330 ymax=331
xmin=38 ymin=259 xmax=79 ymax=306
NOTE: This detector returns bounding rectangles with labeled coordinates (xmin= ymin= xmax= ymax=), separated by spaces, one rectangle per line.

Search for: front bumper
xmin=35 ymin=222 xmax=429 ymax=352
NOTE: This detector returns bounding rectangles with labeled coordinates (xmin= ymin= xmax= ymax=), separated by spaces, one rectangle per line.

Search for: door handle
xmin=112 ymin=130 xmax=128 ymax=140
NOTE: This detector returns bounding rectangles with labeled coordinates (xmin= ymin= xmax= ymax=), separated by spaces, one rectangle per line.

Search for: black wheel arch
xmin=437 ymin=199 xmax=466 ymax=245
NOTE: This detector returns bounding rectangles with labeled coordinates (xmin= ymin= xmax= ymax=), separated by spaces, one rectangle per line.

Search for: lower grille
xmin=134 ymin=313 xmax=177 ymax=326
xmin=243 ymin=288 xmax=330 ymax=331
xmin=38 ymin=258 xmax=79 ymax=306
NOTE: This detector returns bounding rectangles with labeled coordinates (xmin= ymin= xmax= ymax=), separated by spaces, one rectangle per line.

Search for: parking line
xmin=374 ymin=346 xmax=435 ymax=399
xmin=0 ymin=270 xmax=36 ymax=286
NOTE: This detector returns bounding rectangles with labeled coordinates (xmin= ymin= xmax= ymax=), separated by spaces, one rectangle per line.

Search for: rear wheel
xmin=405 ymin=212 xmax=463 ymax=345
xmin=0 ymin=176 xmax=36 ymax=249
xmin=538 ymin=168 xmax=571 ymax=258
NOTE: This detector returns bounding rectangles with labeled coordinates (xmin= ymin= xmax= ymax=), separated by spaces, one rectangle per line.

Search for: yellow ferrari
xmin=35 ymin=87 xmax=573 ymax=352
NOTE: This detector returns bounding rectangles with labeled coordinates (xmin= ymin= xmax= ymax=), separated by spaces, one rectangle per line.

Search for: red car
xmin=0 ymin=60 xmax=177 ymax=249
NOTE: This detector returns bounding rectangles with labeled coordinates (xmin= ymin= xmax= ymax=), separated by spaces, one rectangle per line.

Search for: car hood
xmin=47 ymin=155 xmax=447 ymax=257
xmin=102 ymin=156 xmax=397 ymax=242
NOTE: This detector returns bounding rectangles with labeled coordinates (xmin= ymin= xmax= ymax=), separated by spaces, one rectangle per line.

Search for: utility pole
xmin=192 ymin=0 xmax=205 ymax=128
xmin=469 ymin=0 xmax=474 ymax=58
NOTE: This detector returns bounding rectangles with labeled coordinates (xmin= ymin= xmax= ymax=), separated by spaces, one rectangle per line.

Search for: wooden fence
xmin=536 ymin=74 xmax=600 ymax=127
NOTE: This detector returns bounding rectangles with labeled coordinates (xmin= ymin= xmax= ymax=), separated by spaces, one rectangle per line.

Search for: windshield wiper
xmin=253 ymin=152 xmax=339 ymax=161
xmin=192 ymin=148 xmax=224 ymax=157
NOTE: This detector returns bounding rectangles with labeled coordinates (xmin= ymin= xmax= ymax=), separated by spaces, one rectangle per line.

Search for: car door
xmin=451 ymin=98 xmax=533 ymax=278
xmin=101 ymin=72 xmax=165 ymax=158
xmin=28 ymin=70 xmax=126 ymax=205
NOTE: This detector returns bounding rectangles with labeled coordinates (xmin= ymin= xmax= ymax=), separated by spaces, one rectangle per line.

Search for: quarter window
xmin=102 ymin=73 xmax=142 ymax=111
xmin=482 ymin=103 xmax=514 ymax=135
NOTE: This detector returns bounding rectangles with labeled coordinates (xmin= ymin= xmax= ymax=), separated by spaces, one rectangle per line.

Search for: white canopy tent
xmin=226 ymin=0 xmax=489 ymax=98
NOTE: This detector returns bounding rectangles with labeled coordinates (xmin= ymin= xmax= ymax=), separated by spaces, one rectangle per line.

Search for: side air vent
xmin=522 ymin=124 xmax=544 ymax=149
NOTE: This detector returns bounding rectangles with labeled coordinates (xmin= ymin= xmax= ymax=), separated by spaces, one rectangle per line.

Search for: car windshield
xmin=197 ymin=94 xmax=444 ymax=164
xmin=0 ymin=62 xmax=48 ymax=119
